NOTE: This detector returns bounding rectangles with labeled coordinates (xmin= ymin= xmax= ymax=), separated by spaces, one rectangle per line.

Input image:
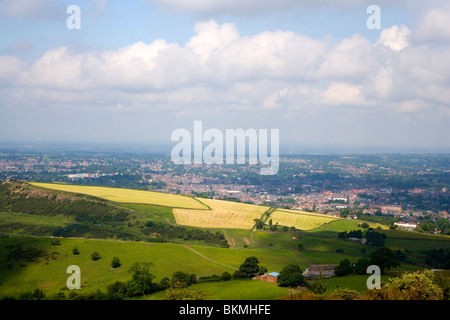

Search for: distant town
xmin=0 ymin=148 xmax=448 ymax=234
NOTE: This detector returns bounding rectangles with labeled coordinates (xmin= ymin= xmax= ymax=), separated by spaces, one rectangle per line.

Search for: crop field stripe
xmin=30 ymin=182 xmax=207 ymax=209
xmin=269 ymin=209 xmax=337 ymax=231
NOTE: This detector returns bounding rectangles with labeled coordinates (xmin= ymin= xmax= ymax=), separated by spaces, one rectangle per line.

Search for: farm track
xmin=183 ymin=245 xmax=238 ymax=271
xmin=290 ymin=249 xmax=317 ymax=265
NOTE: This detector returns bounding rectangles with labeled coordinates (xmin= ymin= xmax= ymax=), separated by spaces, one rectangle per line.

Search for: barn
xmin=252 ymin=272 xmax=280 ymax=283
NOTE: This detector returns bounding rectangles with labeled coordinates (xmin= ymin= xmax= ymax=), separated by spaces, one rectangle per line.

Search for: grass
xmin=0 ymin=236 xmax=306 ymax=298
xmin=269 ymin=209 xmax=337 ymax=230
xmin=385 ymin=238 xmax=450 ymax=251
xmin=0 ymin=212 xmax=74 ymax=227
xmin=0 ymin=238 xmax=236 ymax=298
xmin=221 ymin=229 xmax=254 ymax=249
xmin=120 ymin=203 xmax=177 ymax=225
xmin=30 ymin=183 xmax=206 ymax=209
xmin=144 ymin=280 xmax=290 ymax=300
xmin=191 ymin=245 xmax=310 ymax=270
xmin=319 ymin=274 xmax=390 ymax=293
xmin=298 ymin=250 xmax=360 ymax=265
xmin=306 ymin=219 xmax=387 ymax=237
xmin=254 ymin=231 xmax=377 ymax=257
xmin=173 ymin=199 xmax=268 ymax=229
xmin=380 ymin=229 xmax=450 ymax=241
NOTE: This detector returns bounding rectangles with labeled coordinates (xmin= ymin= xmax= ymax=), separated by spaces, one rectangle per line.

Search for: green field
xmin=145 ymin=280 xmax=290 ymax=300
xmin=0 ymin=212 xmax=74 ymax=228
xmin=30 ymin=183 xmax=207 ymax=209
xmin=320 ymin=275 xmax=390 ymax=293
xmin=0 ymin=237 xmax=307 ymax=298
xmin=191 ymin=244 xmax=310 ymax=270
xmin=269 ymin=209 xmax=337 ymax=230
xmin=0 ymin=238 xmax=233 ymax=297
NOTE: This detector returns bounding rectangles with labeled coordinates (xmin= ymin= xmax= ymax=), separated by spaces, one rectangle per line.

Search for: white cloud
xmin=0 ymin=19 xmax=448 ymax=122
xmin=414 ymin=3 xmax=450 ymax=44
xmin=377 ymin=25 xmax=410 ymax=51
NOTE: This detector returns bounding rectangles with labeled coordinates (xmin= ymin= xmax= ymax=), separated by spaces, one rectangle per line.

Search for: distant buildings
xmin=303 ymin=265 xmax=338 ymax=280
xmin=395 ymin=222 xmax=417 ymax=231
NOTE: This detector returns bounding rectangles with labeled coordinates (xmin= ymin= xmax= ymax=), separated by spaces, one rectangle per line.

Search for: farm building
xmin=303 ymin=265 xmax=338 ymax=279
xmin=253 ymin=272 xmax=280 ymax=283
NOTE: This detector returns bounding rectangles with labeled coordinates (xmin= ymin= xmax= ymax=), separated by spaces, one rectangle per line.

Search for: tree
xmin=158 ymin=277 xmax=171 ymax=290
xmin=277 ymin=265 xmax=305 ymax=288
xmin=259 ymin=266 xmax=268 ymax=275
xmin=366 ymin=230 xmax=386 ymax=247
xmin=369 ymin=247 xmax=399 ymax=274
xmin=365 ymin=270 xmax=444 ymax=300
xmin=254 ymin=219 xmax=264 ymax=229
xmin=220 ymin=271 xmax=231 ymax=281
xmin=239 ymin=257 xmax=262 ymax=278
xmin=32 ymin=289 xmax=45 ymax=300
xmin=312 ymin=273 xmax=327 ymax=294
xmin=126 ymin=262 xmax=156 ymax=296
xmin=232 ymin=270 xmax=245 ymax=279
xmin=171 ymin=271 xmax=197 ymax=287
xmin=91 ymin=251 xmax=101 ymax=261
xmin=354 ymin=258 xmax=370 ymax=275
xmin=106 ymin=281 xmax=127 ymax=300
xmin=334 ymin=259 xmax=353 ymax=276
xmin=111 ymin=257 xmax=121 ymax=269
xmin=72 ymin=247 xmax=80 ymax=255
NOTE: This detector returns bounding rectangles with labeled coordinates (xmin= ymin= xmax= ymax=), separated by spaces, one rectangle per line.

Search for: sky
xmin=0 ymin=0 xmax=449 ymax=152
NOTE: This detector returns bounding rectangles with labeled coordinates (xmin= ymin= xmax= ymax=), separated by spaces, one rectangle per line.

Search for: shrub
xmin=91 ymin=252 xmax=101 ymax=261
xmin=220 ymin=272 xmax=231 ymax=281
xmin=111 ymin=257 xmax=121 ymax=269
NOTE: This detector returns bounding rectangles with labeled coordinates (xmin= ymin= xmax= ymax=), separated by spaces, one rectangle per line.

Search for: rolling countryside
xmin=0 ymin=180 xmax=448 ymax=300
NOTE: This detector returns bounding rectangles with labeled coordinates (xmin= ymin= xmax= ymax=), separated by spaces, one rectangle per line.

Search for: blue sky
xmin=0 ymin=0 xmax=449 ymax=152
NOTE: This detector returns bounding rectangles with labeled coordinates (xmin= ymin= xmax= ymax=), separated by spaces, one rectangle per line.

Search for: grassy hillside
xmin=30 ymin=182 xmax=207 ymax=209
xmin=144 ymin=280 xmax=290 ymax=300
xmin=0 ymin=237 xmax=305 ymax=298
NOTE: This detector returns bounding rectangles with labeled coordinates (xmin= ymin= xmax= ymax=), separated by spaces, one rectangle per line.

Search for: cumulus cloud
xmin=414 ymin=3 xmax=450 ymax=44
xmin=377 ymin=25 xmax=410 ymax=51
xmin=0 ymin=19 xmax=448 ymax=122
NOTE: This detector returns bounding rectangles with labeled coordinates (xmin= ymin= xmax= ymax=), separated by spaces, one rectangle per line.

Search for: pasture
xmin=145 ymin=280 xmax=290 ymax=300
xmin=0 ymin=237 xmax=305 ymax=298
xmin=30 ymin=183 xmax=206 ymax=209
